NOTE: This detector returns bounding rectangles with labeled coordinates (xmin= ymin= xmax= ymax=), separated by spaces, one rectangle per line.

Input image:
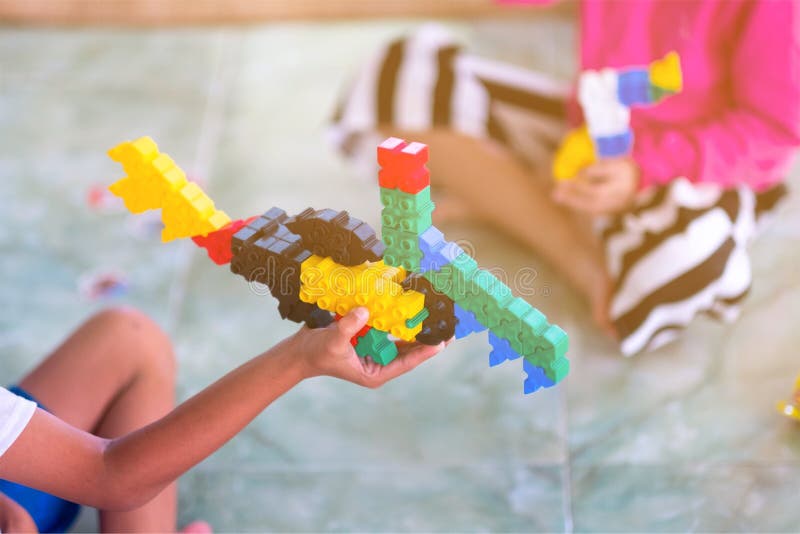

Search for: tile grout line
xmin=165 ymin=30 xmax=240 ymax=334
xmin=559 ymin=382 xmax=574 ymax=533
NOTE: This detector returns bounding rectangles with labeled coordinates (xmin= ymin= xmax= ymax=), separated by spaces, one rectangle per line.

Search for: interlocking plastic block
xmin=192 ymin=216 xmax=256 ymax=265
xmin=418 ymin=226 xmax=464 ymax=273
xmin=402 ymin=274 xmax=456 ymax=345
xmin=552 ymin=126 xmax=597 ymax=181
xmin=405 ymin=308 xmax=430 ymax=329
xmin=649 ymin=51 xmax=682 ymax=93
xmin=159 ymin=182 xmax=231 ymax=242
xmin=594 ymin=130 xmax=634 ymax=158
xmin=380 ymin=187 xmax=435 ymax=234
xmin=354 ymin=327 xmax=399 ymax=366
xmin=377 ymin=137 xmax=430 ymax=194
xmin=523 ymin=359 xmax=556 ymax=394
xmin=108 ymin=136 xmax=160 ymax=176
xmin=334 ymin=314 xmax=372 ymax=347
xmin=285 ymin=208 xmax=384 ymax=266
xmin=230 ymin=208 xmax=332 ymax=328
xmin=377 ymin=137 xmax=429 ymax=173
xmin=424 ymin=252 xmax=479 ymax=300
xmin=298 ymin=256 xmax=424 ymax=340
xmin=382 ymin=227 xmax=423 ymax=271
xmin=108 ymin=137 xmax=230 ymax=241
xmin=488 ymin=332 xmax=522 ymax=367
xmin=521 ymin=324 xmax=570 ymax=385
xmin=453 ymin=303 xmax=487 ymax=339
xmin=617 ymin=69 xmax=651 ymax=106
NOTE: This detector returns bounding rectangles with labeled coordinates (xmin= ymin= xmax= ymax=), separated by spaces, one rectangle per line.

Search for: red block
xmin=377 ymin=137 xmax=429 ymax=174
xmin=334 ymin=314 xmax=371 ymax=347
xmin=378 ymin=167 xmax=430 ymax=193
xmin=192 ymin=216 xmax=257 ymax=265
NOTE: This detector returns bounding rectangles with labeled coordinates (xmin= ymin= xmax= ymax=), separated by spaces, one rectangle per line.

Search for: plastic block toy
xmin=418 ymin=226 xmax=464 ymax=273
xmin=192 ymin=217 xmax=256 ymax=265
xmin=777 ymin=373 xmax=800 ymax=422
xmin=553 ymin=52 xmax=683 ymax=180
xmin=354 ymin=327 xmax=399 ymax=365
xmin=488 ymin=332 xmax=522 ymax=367
xmin=108 ymin=135 xmax=570 ymax=394
xmin=108 ymin=137 xmax=230 ymax=241
xmin=453 ymin=303 xmax=487 ymax=339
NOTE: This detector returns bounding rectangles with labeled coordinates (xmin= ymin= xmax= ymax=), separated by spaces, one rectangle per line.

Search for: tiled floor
xmin=1 ymin=17 xmax=798 ymax=533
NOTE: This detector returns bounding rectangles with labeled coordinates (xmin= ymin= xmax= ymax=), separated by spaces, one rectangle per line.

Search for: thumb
xmin=336 ymin=307 xmax=370 ymax=340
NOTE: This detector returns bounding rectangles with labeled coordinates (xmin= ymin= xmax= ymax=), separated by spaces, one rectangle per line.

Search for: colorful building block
xmin=354 ymin=327 xmax=399 ymax=366
xmin=453 ymin=303 xmax=487 ymax=339
xmin=298 ymin=256 xmax=424 ymax=341
xmin=402 ymin=274 xmax=456 ymax=345
xmin=192 ymin=217 xmax=256 ymax=265
xmin=108 ymin=136 xmax=230 ymax=241
xmin=553 ymin=52 xmax=682 ymax=180
xmin=488 ymin=332 xmax=522 ymax=367
xmin=418 ymin=226 xmax=464 ymax=273
xmin=377 ymin=137 xmax=430 ymax=194
xmin=777 ymin=373 xmax=800 ymax=422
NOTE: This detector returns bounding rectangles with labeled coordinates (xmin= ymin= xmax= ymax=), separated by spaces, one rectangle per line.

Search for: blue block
xmin=419 ymin=225 xmax=464 ymax=273
xmin=488 ymin=332 xmax=522 ymax=367
xmin=523 ymin=359 xmax=555 ymax=394
xmin=454 ymin=303 xmax=487 ymax=339
xmin=617 ymin=69 xmax=651 ymax=106
xmin=595 ymin=131 xmax=633 ymax=158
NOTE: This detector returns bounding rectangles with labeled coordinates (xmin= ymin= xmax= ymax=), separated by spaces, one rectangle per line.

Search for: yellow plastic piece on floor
xmin=298 ymin=256 xmax=424 ymax=340
xmin=552 ymin=126 xmax=597 ymax=181
xmin=777 ymin=373 xmax=800 ymax=422
xmin=649 ymin=51 xmax=682 ymax=93
xmin=108 ymin=137 xmax=230 ymax=241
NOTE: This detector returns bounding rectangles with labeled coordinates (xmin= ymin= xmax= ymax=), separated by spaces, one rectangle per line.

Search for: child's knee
xmin=92 ymin=307 xmax=176 ymax=380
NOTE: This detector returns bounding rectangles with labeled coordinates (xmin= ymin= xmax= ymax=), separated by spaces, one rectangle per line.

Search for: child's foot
xmin=589 ymin=276 xmax=617 ymax=340
xmin=180 ymin=520 xmax=213 ymax=533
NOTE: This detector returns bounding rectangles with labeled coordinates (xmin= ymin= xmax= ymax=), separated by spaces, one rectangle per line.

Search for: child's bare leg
xmin=387 ymin=128 xmax=613 ymax=332
xmin=17 ymin=307 xmax=179 ymax=532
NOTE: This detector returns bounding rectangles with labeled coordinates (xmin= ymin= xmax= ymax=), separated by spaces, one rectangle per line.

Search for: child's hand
xmin=0 ymin=491 xmax=37 ymax=533
xmin=290 ymin=308 xmax=446 ymax=389
xmin=552 ymin=157 xmax=640 ymax=215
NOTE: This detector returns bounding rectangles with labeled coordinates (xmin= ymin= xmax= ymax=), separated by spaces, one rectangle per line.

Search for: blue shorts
xmin=0 ymin=386 xmax=81 ymax=533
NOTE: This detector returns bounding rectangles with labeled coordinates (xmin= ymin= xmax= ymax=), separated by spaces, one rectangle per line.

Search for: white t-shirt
xmin=0 ymin=387 xmax=37 ymax=458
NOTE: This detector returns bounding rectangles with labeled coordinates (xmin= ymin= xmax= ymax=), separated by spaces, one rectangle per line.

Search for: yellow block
xmin=649 ymin=51 xmax=682 ymax=93
xmin=108 ymin=137 xmax=230 ymax=241
xmin=299 ymin=256 xmax=424 ymax=341
xmin=552 ymin=126 xmax=597 ymax=181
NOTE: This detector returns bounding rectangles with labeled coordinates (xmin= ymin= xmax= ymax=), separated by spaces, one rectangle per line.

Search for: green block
xmin=382 ymin=227 xmax=422 ymax=270
xmin=381 ymin=207 xmax=433 ymax=234
xmin=495 ymin=297 xmax=533 ymax=341
xmin=355 ymin=328 xmax=398 ymax=366
xmin=380 ymin=186 xmax=432 ymax=210
xmin=405 ymin=308 xmax=429 ymax=329
xmin=522 ymin=324 xmax=569 ymax=371
xmin=648 ymin=84 xmax=676 ymax=103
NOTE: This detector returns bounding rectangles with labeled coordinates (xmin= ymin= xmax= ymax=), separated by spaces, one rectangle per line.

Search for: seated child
xmin=330 ymin=0 xmax=800 ymax=355
xmin=0 ymin=307 xmax=443 ymax=532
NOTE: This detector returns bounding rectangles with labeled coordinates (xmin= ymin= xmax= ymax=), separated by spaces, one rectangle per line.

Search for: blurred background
xmin=1 ymin=1 xmax=798 ymax=532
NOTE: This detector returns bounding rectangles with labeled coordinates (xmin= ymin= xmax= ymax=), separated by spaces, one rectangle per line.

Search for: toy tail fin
xmin=108 ymin=136 xmax=231 ymax=242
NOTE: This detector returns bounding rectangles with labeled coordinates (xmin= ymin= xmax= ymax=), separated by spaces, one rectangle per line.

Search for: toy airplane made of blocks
xmin=107 ymin=136 xmax=569 ymax=394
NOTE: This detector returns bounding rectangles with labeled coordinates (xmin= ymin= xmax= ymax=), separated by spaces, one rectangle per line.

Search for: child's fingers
xmin=553 ymin=181 xmax=604 ymax=213
xmin=335 ymin=307 xmax=370 ymax=342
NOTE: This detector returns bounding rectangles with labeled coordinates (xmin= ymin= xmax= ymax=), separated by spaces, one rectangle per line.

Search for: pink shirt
xmin=506 ymin=0 xmax=800 ymax=190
